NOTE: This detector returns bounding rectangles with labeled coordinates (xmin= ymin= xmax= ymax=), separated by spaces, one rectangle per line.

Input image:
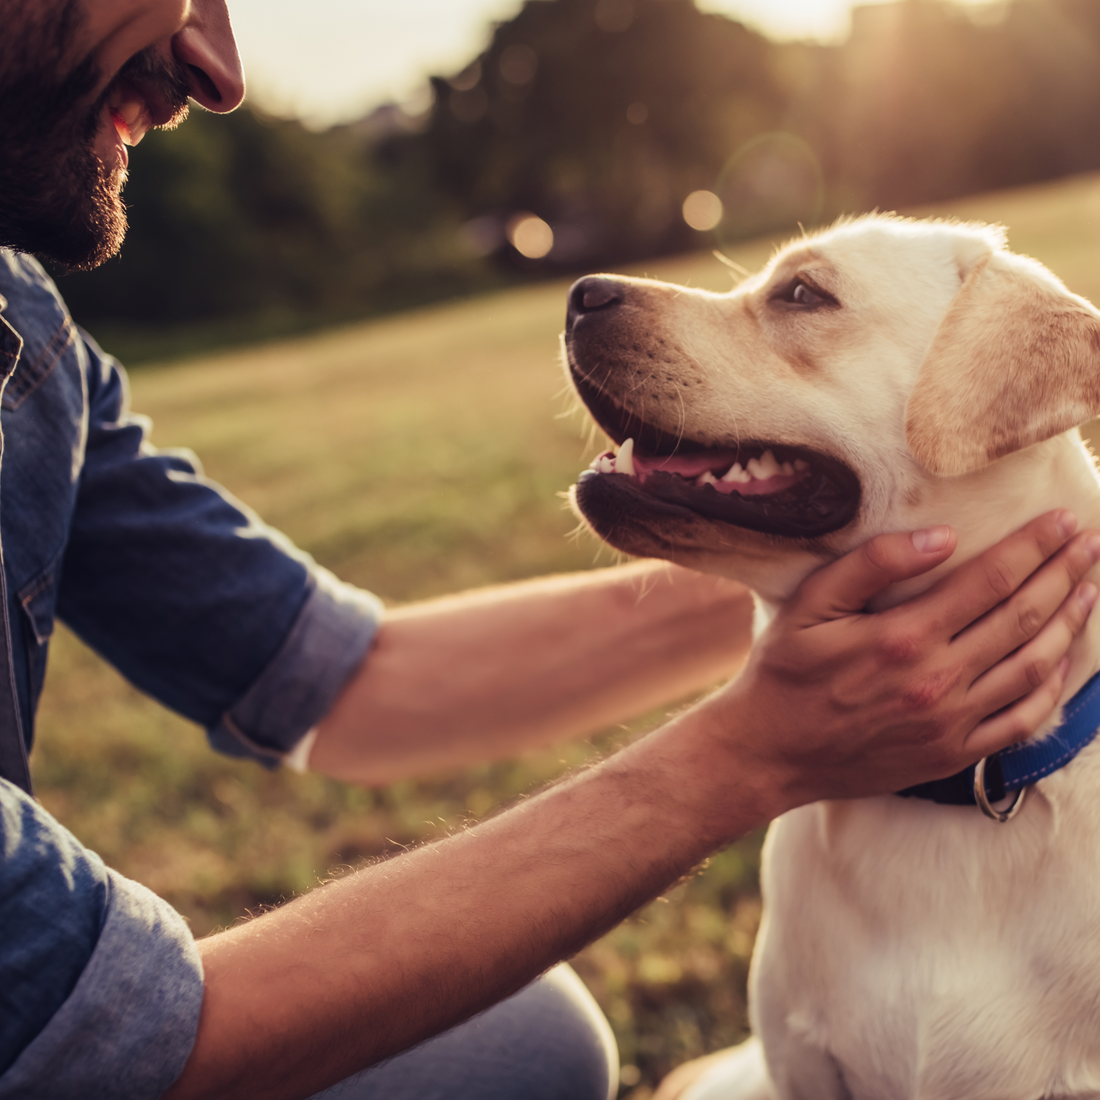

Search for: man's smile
xmin=97 ymin=66 xmax=190 ymax=172
xmin=108 ymin=93 xmax=152 ymax=149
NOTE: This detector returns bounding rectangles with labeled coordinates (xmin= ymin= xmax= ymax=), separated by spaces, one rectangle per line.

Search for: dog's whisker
xmin=674 ymin=388 xmax=688 ymax=444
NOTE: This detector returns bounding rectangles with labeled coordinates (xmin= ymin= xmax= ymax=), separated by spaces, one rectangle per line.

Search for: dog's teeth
xmin=615 ymin=438 xmax=636 ymax=477
xmin=794 ymin=459 xmax=809 ymax=472
xmin=697 ymin=470 xmax=719 ymax=487
xmin=747 ymin=451 xmax=781 ymax=480
xmin=779 ymin=462 xmax=794 ymax=476
xmin=591 ymin=455 xmax=614 ymax=474
xmin=720 ymin=462 xmax=751 ymax=484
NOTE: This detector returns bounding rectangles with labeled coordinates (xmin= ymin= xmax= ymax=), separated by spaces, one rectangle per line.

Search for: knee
xmin=316 ymin=963 xmax=619 ymax=1100
xmin=502 ymin=964 xmax=619 ymax=1100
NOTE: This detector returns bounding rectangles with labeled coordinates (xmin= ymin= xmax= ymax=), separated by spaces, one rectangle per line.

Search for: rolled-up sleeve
xmin=208 ymin=565 xmax=383 ymax=763
xmin=57 ymin=332 xmax=383 ymax=765
xmin=0 ymin=778 xmax=203 ymax=1098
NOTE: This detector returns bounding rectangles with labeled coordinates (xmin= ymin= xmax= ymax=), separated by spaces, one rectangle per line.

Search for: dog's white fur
xmin=568 ymin=216 xmax=1100 ymax=1099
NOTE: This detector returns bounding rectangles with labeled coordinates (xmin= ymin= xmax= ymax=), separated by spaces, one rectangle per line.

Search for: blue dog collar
xmin=898 ymin=669 xmax=1100 ymax=813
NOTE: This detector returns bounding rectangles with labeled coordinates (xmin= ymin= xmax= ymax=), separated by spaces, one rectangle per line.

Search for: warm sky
xmin=227 ymin=0 xmax=999 ymax=125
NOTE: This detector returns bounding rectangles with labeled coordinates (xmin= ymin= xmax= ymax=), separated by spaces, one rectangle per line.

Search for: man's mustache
xmin=101 ymin=44 xmax=193 ymax=131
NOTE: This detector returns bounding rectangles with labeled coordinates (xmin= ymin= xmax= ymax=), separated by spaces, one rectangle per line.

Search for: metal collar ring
xmin=974 ymin=756 xmax=1028 ymax=823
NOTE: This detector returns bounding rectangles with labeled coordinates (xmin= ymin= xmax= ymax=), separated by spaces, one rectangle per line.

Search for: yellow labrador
xmin=564 ymin=216 xmax=1100 ymax=1100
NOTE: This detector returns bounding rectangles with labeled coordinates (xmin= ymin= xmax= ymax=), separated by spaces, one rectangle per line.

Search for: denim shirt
xmin=0 ymin=249 xmax=384 ymax=1094
xmin=0 ymin=249 xmax=384 ymax=787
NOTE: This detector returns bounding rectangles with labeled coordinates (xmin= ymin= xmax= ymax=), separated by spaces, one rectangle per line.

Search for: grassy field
xmin=29 ymin=171 xmax=1100 ymax=1095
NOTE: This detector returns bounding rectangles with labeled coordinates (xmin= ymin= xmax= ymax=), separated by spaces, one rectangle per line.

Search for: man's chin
xmin=50 ymin=169 xmax=129 ymax=272
xmin=0 ymin=157 xmax=128 ymax=272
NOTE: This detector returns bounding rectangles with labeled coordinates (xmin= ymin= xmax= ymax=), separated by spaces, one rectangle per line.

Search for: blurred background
xmin=51 ymin=0 xmax=1100 ymax=362
xmin=32 ymin=2 xmax=1100 ymax=1096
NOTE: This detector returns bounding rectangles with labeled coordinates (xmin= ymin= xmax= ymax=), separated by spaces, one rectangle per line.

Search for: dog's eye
xmin=772 ymin=277 xmax=836 ymax=309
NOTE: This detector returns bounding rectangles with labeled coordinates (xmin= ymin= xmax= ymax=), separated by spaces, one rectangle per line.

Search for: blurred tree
xmin=401 ymin=0 xmax=1100 ymax=268
xmin=816 ymin=0 xmax=1100 ymax=209
xmin=402 ymin=0 xmax=786 ymax=265
xmin=51 ymin=107 xmax=495 ymax=355
xmin=46 ymin=0 xmax=1100 ymax=353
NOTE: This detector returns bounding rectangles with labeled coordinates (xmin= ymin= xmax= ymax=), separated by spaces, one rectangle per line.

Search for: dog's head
xmin=565 ymin=215 xmax=1100 ymax=603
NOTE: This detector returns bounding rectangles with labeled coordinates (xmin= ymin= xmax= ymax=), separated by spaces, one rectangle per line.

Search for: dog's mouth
xmin=571 ymin=374 xmax=861 ymax=539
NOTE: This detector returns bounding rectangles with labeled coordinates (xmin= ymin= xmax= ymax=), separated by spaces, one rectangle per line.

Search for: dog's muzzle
xmin=565 ymin=276 xmax=861 ymax=541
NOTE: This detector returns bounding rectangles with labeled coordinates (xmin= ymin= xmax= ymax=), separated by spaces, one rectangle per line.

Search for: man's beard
xmin=0 ymin=1 xmax=191 ymax=271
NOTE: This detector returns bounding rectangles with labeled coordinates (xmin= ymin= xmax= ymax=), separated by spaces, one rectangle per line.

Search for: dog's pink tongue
xmin=633 ymin=451 xmax=739 ymax=479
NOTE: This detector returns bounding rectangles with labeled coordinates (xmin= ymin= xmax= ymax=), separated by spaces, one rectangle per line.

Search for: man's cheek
xmin=80 ymin=0 xmax=189 ymax=98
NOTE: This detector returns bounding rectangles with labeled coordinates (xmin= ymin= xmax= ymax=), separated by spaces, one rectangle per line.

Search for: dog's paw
xmin=654 ymin=1038 xmax=775 ymax=1100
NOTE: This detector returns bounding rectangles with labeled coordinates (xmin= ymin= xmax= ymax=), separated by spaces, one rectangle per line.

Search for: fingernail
xmin=1057 ymin=510 xmax=1079 ymax=539
xmin=912 ymin=526 xmax=951 ymax=553
xmin=1087 ymin=535 xmax=1100 ymax=564
xmin=1079 ymin=582 xmax=1099 ymax=612
xmin=1057 ymin=656 xmax=1071 ymax=678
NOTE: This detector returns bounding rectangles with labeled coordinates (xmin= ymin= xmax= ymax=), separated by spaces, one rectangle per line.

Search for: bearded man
xmin=0 ymin=3 xmax=1095 ymax=1099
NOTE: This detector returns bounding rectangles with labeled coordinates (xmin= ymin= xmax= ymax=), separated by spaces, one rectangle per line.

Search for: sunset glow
xmin=227 ymin=0 xmax=1005 ymax=124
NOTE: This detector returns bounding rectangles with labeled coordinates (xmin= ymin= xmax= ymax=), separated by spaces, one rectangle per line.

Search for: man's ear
xmin=904 ymin=248 xmax=1100 ymax=477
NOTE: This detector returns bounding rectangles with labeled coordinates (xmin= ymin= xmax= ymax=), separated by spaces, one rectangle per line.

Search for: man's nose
xmin=172 ymin=0 xmax=245 ymax=112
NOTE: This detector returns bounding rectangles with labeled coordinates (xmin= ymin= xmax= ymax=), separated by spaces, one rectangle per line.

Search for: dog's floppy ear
xmin=905 ymin=247 xmax=1100 ymax=477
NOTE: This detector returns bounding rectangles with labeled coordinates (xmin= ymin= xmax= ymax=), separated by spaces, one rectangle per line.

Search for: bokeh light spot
xmin=450 ymin=86 xmax=487 ymax=125
xmin=682 ymin=190 xmax=724 ymax=231
xmin=508 ymin=213 xmax=554 ymax=259
xmin=626 ymin=101 xmax=648 ymax=125
xmin=499 ymin=43 xmax=538 ymax=86
xmin=715 ymin=132 xmax=824 ymax=244
xmin=459 ymin=215 xmax=504 ymax=258
xmin=449 ymin=60 xmax=482 ymax=93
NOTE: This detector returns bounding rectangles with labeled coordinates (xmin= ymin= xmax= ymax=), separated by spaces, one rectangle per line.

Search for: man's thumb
xmin=794 ymin=526 xmax=957 ymax=621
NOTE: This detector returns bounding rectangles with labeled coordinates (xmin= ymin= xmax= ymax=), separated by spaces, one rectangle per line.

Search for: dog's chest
xmin=752 ymin=744 xmax=1100 ymax=1099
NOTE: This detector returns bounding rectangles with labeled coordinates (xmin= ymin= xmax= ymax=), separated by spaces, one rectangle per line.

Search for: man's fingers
xmin=794 ymin=526 xmax=957 ymax=623
xmin=956 ymin=533 xmax=1100 ymax=670
xmin=963 ymin=656 xmax=1071 ymax=762
xmin=923 ymin=510 xmax=1079 ymax=636
xmin=965 ymin=580 xmax=1097 ymax=712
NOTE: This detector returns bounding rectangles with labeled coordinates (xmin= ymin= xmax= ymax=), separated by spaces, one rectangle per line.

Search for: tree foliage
xmin=54 ymin=108 xmax=493 ymax=344
xmin=51 ymin=0 xmax=1100 ymax=352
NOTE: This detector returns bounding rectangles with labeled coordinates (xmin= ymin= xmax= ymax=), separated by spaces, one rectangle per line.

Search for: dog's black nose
xmin=567 ymin=276 xmax=624 ymax=323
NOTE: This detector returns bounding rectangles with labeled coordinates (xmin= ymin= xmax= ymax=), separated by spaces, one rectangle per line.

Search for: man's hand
xmin=162 ymin=514 xmax=1098 ymax=1100
xmin=712 ymin=510 xmax=1100 ymax=810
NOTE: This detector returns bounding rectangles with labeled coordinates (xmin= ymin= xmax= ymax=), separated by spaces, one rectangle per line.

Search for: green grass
xmin=29 ymin=171 xmax=1100 ymax=1096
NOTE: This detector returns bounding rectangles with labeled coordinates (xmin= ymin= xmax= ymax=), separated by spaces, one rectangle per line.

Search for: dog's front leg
xmin=752 ymin=977 xmax=852 ymax=1100
xmin=766 ymin=1037 xmax=852 ymax=1100
xmin=654 ymin=1037 xmax=778 ymax=1100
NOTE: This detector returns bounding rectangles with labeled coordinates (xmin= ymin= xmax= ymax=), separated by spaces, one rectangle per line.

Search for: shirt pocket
xmin=2 ymin=314 xmax=75 ymax=412
xmin=18 ymin=562 xmax=58 ymax=709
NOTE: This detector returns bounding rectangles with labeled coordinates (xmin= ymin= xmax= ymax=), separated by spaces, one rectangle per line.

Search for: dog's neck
xmin=884 ymin=431 xmax=1100 ymax=713
xmin=754 ymin=431 xmax=1100 ymax=724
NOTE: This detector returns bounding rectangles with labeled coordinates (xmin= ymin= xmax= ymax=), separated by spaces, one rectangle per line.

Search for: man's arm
xmin=310 ymin=561 xmax=755 ymax=784
xmin=164 ymin=514 xmax=1099 ymax=1100
xmin=0 ymin=779 xmax=202 ymax=1099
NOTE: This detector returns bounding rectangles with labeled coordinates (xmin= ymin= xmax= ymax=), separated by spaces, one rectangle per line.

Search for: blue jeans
xmin=308 ymin=964 xmax=618 ymax=1100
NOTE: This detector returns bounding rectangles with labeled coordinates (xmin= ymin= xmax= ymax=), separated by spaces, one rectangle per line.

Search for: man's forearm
xmin=311 ymin=562 xmax=755 ymax=784
xmin=164 ymin=704 xmax=773 ymax=1100
xmin=165 ymin=517 xmax=1100 ymax=1100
